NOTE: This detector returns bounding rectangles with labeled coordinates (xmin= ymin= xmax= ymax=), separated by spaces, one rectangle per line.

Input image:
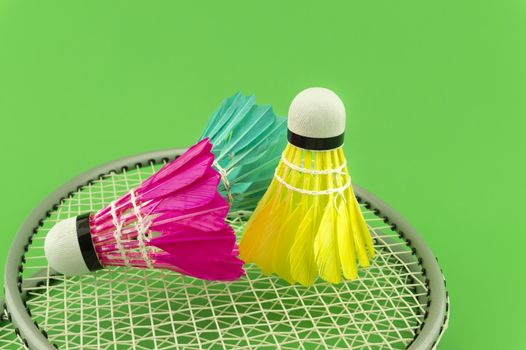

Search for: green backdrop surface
xmin=1 ymin=1 xmax=525 ymax=349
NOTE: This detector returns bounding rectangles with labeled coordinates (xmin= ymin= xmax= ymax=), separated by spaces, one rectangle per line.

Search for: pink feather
xmin=88 ymin=138 xmax=244 ymax=281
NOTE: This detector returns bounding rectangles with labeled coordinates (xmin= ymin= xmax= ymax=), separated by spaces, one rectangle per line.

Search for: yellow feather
xmin=270 ymin=148 xmax=304 ymax=283
xmin=271 ymin=204 xmax=303 ymax=283
xmin=240 ymin=145 xmax=295 ymax=264
xmin=239 ymin=181 xmax=276 ymax=262
xmin=335 ymin=148 xmax=374 ymax=267
xmin=242 ymin=190 xmax=293 ymax=275
xmin=289 ymin=207 xmax=316 ymax=286
xmin=313 ymin=152 xmax=341 ymax=284
xmin=350 ymin=189 xmax=375 ymax=259
xmin=314 ymin=200 xmax=341 ymax=284
xmin=289 ymin=151 xmax=318 ymax=286
xmin=348 ymin=193 xmax=370 ymax=267
xmin=336 ymin=199 xmax=358 ymax=280
xmin=241 ymin=143 xmax=375 ymax=286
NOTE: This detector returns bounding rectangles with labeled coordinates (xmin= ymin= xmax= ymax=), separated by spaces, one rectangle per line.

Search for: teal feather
xmin=200 ymin=93 xmax=286 ymax=212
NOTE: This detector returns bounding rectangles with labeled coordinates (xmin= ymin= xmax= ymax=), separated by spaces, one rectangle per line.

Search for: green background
xmin=1 ymin=1 xmax=524 ymax=348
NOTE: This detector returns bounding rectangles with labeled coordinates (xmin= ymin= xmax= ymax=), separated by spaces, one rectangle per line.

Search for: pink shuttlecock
xmin=44 ymin=139 xmax=244 ymax=281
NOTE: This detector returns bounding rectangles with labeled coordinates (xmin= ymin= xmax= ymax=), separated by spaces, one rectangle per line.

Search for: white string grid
xmin=0 ymin=308 xmax=28 ymax=349
xmin=18 ymin=163 xmax=432 ymax=350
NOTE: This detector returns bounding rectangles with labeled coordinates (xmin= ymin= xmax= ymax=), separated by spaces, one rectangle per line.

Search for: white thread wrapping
xmin=213 ymin=161 xmax=234 ymax=204
xmin=110 ymin=201 xmax=130 ymax=267
xmin=281 ymin=155 xmax=347 ymax=175
xmin=274 ymin=174 xmax=351 ymax=196
xmin=129 ymin=190 xmax=154 ymax=269
xmin=276 ymin=154 xmax=351 ymax=205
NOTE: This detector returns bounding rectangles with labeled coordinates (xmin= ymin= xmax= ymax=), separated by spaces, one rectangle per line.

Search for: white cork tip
xmin=288 ymin=87 xmax=346 ymax=139
xmin=44 ymin=217 xmax=91 ymax=276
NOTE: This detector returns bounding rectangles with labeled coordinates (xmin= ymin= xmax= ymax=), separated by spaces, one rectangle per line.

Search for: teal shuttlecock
xmin=200 ymin=93 xmax=287 ymax=213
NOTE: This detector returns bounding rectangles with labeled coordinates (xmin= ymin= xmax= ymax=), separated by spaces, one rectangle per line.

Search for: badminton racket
xmin=3 ymin=148 xmax=449 ymax=350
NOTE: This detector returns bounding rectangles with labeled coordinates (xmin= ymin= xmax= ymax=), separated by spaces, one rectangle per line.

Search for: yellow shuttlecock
xmin=240 ymin=87 xmax=374 ymax=286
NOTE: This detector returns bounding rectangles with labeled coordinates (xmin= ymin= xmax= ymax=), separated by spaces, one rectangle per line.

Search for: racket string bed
xmin=0 ymin=306 xmax=29 ymax=349
xmin=11 ymin=159 xmax=447 ymax=350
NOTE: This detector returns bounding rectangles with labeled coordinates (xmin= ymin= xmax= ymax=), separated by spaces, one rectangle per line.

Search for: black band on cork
xmin=288 ymin=129 xmax=344 ymax=151
xmin=76 ymin=213 xmax=103 ymax=272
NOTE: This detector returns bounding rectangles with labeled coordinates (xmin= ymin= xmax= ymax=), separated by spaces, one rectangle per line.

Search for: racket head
xmin=4 ymin=148 xmax=449 ymax=350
